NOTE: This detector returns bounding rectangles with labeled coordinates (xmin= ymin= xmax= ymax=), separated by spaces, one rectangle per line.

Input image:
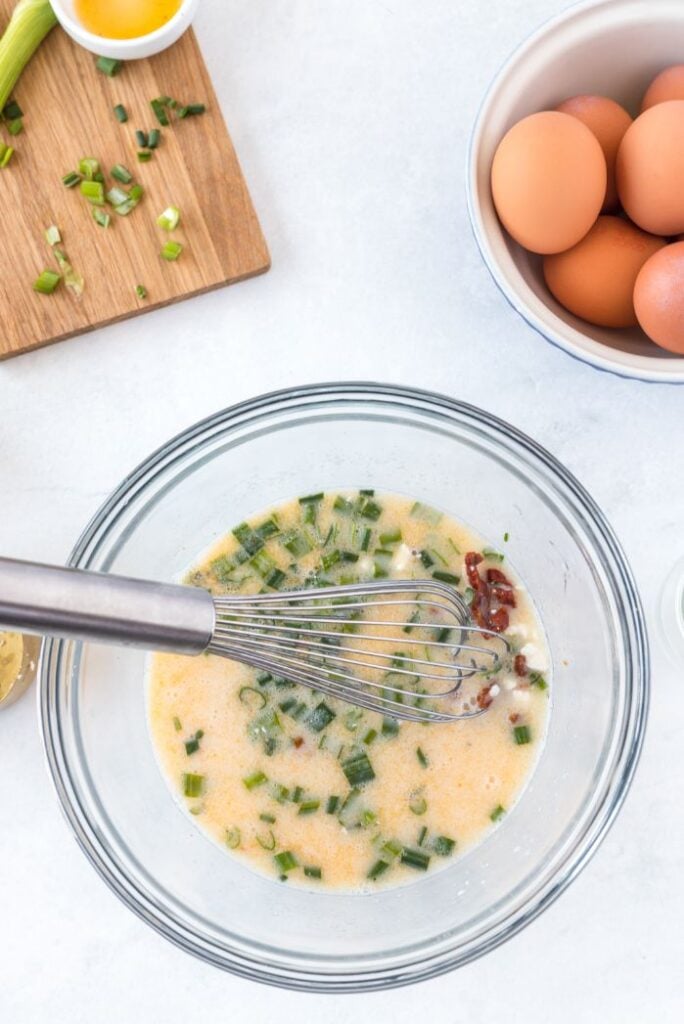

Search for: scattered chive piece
xmin=136 ymin=284 xmax=147 ymax=299
xmin=182 ymin=772 xmax=204 ymax=798
xmin=326 ymin=795 xmax=340 ymax=814
xmin=513 ymin=725 xmax=531 ymax=745
xmin=341 ymin=750 xmax=375 ymax=786
xmin=239 ymin=685 xmax=267 ymax=710
xmin=243 ymin=770 xmax=268 ymax=790
xmin=432 ymin=571 xmax=460 ymax=585
xmin=62 ymin=171 xmax=81 ymax=188
xmin=54 ymin=249 xmax=84 ymax=296
xmin=400 ymin=847 xmax=430 ymax=871
xmin=490 ymin=805 xmax=506 ymax=822
xmin=417 ymin=825 xmax=428 ymax=846
xmin=113 ymin=103 xmax=128 ymax=123
xmin=274 ymin=850 xmax=297 ymax=873
xmin=259 ymin=812 xmax=276 ymax=824
xmin=179 ymin=102 xmax=206 ymax=118
xmin=304 ymin=865 xmax=322 ymax=879
xmin=2 ymin=100 xmax=22 ymax=119
xmin=80 ymin=180 xmax=105 ymax=205
xmin=184 ymin=729 xmax=204 ymax=756
xmin=157 ymin=205 xmax=181 ymax=231
xmin=161 ymin=240 xmax=183 ymax=261
xmin=504 ymin=531 xmax=510 ymax=543
xmin=0 ymin=145 xmax=14 ymax=167
xmin=137 ymin=150 xmax=152 ymax=162
xmin=529 ymin=671 xmax=548 ymax=691
xmin=129 ymin=183 xmax=143 ymax=201
xmin=409 ymin=793 xmax=427 ymax=816
xmin=8 ymin=117 xmax=22 ymax=135
xmin=150 ymin=98 xmax=170 ymax=125
xmin=256 ymin=829 xmax=276 ymax=850
xmin=111 ymin=163 xmax=133 ymax=184
xmin=172 ymin=716 xmax=182 ymax=732
xmin=367 ymin=859 xmax=389 ymax=881
xmin=96 ymin=55 xmax=122 ymax=76
xmin=433 ymin=835 xmax=456 ymax=856
xmin=78 ymin=157 xmax=100 ymax=180
xmin=381 ymin=716 xmax=399 ymax=737
xmin=106 ymin=185 xmax=128 ymax=207
xmin=147 ymin=128 xmax=161 ymax=149
xmin=308 ymin=701 xmax=335 ymax=733
xmin=483 ymin=547 xmax=505 ymax=563
xmin=135 ymin=129 xmax=148 ymax=148
xmin=363 ymin=728 xmax=377 ymax=746
xmin=44 ymin=225 xmax=61 ymax=246
xmin=292 ymin=786 xmax=304 ymax=803
xmin=92 ymin=207 xmax=110 ymax=228
xmin=416 ymin=747 xmax=429 ymax=768
xmin=298 ymin=799 xmax=320 ymax=815
xmin=225 ymin=826 xmax=241 ymax=848
xmin=33 ymin=269 xmax=61 ymax=294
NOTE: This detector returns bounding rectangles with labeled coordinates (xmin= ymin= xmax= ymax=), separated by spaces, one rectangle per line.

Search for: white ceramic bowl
xmin=50 ymin=0 xmax=199 ymax=60
xmin=467 ymin=0 xmax=684 ymax=384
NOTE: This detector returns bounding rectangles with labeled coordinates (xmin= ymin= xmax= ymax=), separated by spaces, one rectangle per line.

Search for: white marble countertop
xmin=1 ymin=0 xmax=682 ymax=1020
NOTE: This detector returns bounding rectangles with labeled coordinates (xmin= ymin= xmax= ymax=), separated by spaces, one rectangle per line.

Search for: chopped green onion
xmin=80 ymin=180 xmax=105 ymax=205
xmin=358 ymin=497 xmax=382 ymax=520
xmin=136 ymin=284 xmax=147 ymax=299
xmin=151 ymin=97 xmax=170 ymax=125
xmin=184 ymin=729 xmax=204 ymax=756
xmin=78 ymin=157 xmax=99 ymax=180
xmin=482 ymin=548 xmax=505 ymax=563
xmin=326 ymin=795 xmax=340 ymax=814
xmin=308 ymin=701 xmax=335 ymax=733
xmin=7 ymin=117 xmax=22 ymax=135
xmin=147 ymin=128 xmax=161 ymax=149
xmin=259 ymin=812 xmax=276 ymax=824
xmin=400 ymin=847 xmax=430 ymax=870
xmin=274 ymin=850 xmax=298 ymax=873
xmin=529 ymin=671 xmax=548 ymax=691
xmin=344 ymin=708 xmax=364 ymax=732
xmin=410 ymin=502 xmax=442 ymax=525
xmin=137 ymin=150 xmax=152 ymax=162
xmin=379 ymin=529 xmax=402 ymax=545
xmin=382 ymin=839 xmax=402 ymax=859
xmin=44 ymin=224 xmax=61 ymax=246
xmin=92 ymin=207 xmax=110 ymax=228
xmin=2 ymin=99 xmax=22 ymax=120
xmin=432 ymin=571 xmax=460 ymax=585
xmin=341 ymin=750 xmax=375 ymax=786
xmin=239 ymin=685 xmax=267 ymax=710
xmin=161 ymin=240 xmax=183 ymax=261
xmin=243 ymin=770 xmax=268 ymax=790
xmin=298 ymin=799 xmax=320 ymax=815
xmin=363 ymin=728 xmax=377 ymax=746
xmin=135 ymin=129 xmax=148 ymax=148
xmin=360 ymin=527 xmax=372 ymax=551
xmin=416 ymin=747 xmax=429 ymax=768
xmin=54 ymin=249 xmax=84 ymax=296
xmin=129 ymin=183 xmax=143 ymax=201
xmin=157 ymin=204 xmax=181 ymax=230
xmin=172 ymin=716 xmax=182 ymax=732
xmin=417 ymin=825 xmax=428 ymax=846
xmin=32 ymin=269 xmax=60 ymax=294
xmin=304 ymin=865 xmax=322 ymax=879
xmin=490 ymin=805 xmax=506 ymax=822
xmin=179 ymin=102 xmax=206 ymax=118
xmin=96 ymin=55 xmax=122 ymax=76
xmin=433 ymin=835 xmax=456 ymax=856
xmin=225 ymin=826 xmax=241 ymax=848
xmin=106 ymin=185 xmax=128 ymax=207
xmin=0 ymin=143 xmax=14 ymax=167
xmin=111 ymin=163 xmax=133 ymax=184
xmin=381 ymin=716 xmax=399 ymax=737
xmin=292 ymin=786 xmax=304 ymax=803
xmin=0 ymin=4 xmax=57 ymax=117
xmin=270 ymin=783 xmax=290 ymax=804
xmin=367 ymin=859 xmax=389 ymax=881
xmin=513 ymin=725 xmax=531 ymax=745
xmin=182 ymin=772 xmax=204 ymax=798
xmin=409 ymin=793 xmax=427 ymax=815
xmin=504 ymin=532 xmax=510 ymax=543
xmin=256 ymin=829 xmax=276 ymax=850
xmin=113 ymin=103 xmax=128 ymax=122
xmin=62 ymin=171 xmax=81 ymax=188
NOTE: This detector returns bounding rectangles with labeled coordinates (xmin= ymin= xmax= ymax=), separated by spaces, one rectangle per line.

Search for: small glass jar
xmin=0 ymin=632 xmax=40 ymax=710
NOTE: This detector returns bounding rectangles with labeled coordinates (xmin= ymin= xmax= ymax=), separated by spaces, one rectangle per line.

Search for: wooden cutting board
xmin=0 ymin=8 xmax=270 ymax=360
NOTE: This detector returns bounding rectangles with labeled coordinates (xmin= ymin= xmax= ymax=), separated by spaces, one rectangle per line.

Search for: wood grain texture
xmin=0 ymin=8 xmax=270 ymax=360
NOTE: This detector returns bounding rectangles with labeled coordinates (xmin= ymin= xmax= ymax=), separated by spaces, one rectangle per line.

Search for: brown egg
xmin=616 ymin=101 xmax=684 ymax=235
xmin=641 ymin=65 xmax=684 ymax=110
xmin=543 ymin=216 xmax=665 ymax=328
xmin=491 ymin=111 xmax=606 ymax=254
xmin=634 ymin=242 xmax=684 ymax=353
xmin=556 ymin=95 xmax=632 ymax=211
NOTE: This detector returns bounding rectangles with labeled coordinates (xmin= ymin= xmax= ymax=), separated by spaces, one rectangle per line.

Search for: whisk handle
xmin=0 ymin=557 xmax=215 ymax=655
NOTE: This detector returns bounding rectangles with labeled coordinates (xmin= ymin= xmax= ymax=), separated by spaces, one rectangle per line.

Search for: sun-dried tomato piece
xmin=477 ymin=684 xmax=494 ymax=709
xmin=492 ymin=585 xmax=516 ymax=607
xmin=488 ymin=607 xmax=510 ymax=633
xmin=465 ymin=551 xmax=484 ymax=589
xmin=486 ymin=568 xmax=510 ymax=585
xmin=509 ymin=712 xmax=520 ymax=724
xmin=514 ymin=654 xmax=528 ymax=677
xmin=293 ymin=736 xmax=304 ymax=749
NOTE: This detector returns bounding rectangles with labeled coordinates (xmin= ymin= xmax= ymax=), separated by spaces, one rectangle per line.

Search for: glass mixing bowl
xmin=40 ymin=384 xmax=648 ymax=991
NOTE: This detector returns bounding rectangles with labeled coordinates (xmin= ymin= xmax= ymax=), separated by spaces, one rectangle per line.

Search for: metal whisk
xmin=0 ymin=557 xmax=509 ymax=723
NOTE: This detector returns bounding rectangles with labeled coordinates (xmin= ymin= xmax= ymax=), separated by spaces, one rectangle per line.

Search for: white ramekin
xmin=467 ymin=0 xmax=684 ymax=384
xmin=50 ymin=0 xmax=200 ymax=60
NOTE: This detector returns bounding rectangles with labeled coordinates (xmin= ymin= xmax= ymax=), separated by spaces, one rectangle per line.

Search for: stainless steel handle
xmin=0 ymin=557 xmax=215 ymax=655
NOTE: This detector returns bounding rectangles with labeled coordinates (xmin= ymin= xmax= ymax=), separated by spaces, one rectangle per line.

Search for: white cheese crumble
xmin=520 ymin=642 xmax=547 ymax=672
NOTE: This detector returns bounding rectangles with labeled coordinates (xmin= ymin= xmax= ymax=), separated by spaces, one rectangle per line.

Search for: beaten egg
xmin=74 ymin=0 xmax=181 ymax=40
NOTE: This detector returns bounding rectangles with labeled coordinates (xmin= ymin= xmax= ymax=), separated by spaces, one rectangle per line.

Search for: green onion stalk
xmin=0 ymin=1 xmax=58 ymax=113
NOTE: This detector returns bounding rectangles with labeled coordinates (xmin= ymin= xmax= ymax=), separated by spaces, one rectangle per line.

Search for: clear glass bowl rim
xmin=39 ymin=382 xmax=649 ymax=992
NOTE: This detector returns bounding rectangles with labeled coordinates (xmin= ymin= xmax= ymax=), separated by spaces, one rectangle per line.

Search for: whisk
xmin=0 ymin=557 xmax=509 ymax=723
